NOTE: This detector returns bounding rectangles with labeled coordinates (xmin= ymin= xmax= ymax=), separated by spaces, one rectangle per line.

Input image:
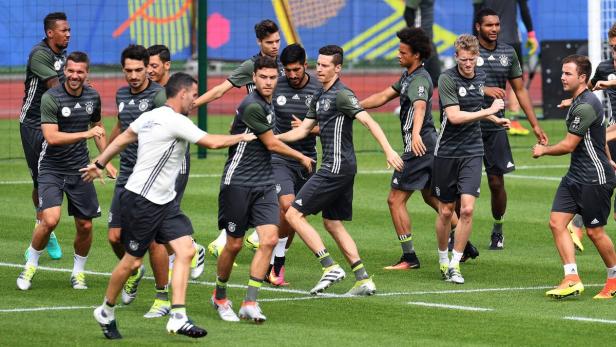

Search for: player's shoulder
xmin=30 ymin=40 xmax=53 ymax=57
xmin=598 ymin=59 xmax=615 ymax=71
xmin=82 ymin=84 xmax=101 ymax=99
xmin=148 ymin=80 xmax=164 ymax=92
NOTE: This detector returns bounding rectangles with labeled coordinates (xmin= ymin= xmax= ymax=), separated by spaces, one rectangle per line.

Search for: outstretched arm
xmin=355 ymin=111 xmax=403 ymax=171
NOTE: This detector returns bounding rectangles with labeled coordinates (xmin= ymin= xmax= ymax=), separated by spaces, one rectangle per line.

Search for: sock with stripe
xmin=215 ymin=277 xmax=228 ymax=300
xmin=315 ymin=248 xmax=335 ymax=268
xmin=607 ymin=265 xmax=616 ymax=279
xmin=492 ymin=216 xmax=504 ymax=234
xmin=170 ymin=305 xmax=186 ymax=320
xmin=564 ymin=263 xmax=578 ymax=276
xmin=351 ymin=260 xmax=369 ymax=281
xmin=438 ymin=249 xmax=449 ymax=266
xmin=155 ymin=285 xmax=169 ymax=301
xmin=398 ymin=233 xmax=415 ymax=255
xmin=245 ymin=276 xmax=263 ymax=302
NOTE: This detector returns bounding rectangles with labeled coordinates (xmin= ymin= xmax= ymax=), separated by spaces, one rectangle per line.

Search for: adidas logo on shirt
xmin=295 ymin=199 xmax=303 ymax=206
xmin=74 ymin=103 xmax=81 ymax=109
xmin=393 ymin=178 xmax=398 ymax=185
xmin=506 ymin=162 xmax=515 ymax=168
xmin=292 ymin=94 xmax=300 ymax=100
xmin=469 ymin=85 xmax=475 ymax=90
xmin=591 ymin=218 xmax=600 ymax=225
xmin=488 ymin=55 xmax=495 ymax=61
xmin=129 ymin=99 xmax=135 ymax=105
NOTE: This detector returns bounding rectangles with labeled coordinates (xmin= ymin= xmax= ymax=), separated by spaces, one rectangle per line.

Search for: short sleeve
xmin=242 ymin=103 xmax=273 ymax=135
xmin=391 ymin=78 xmax=402 ymax=94
xmin=407 ymin=75 xmax=431 ymax=103
xmin=90 ymin=96 xmax=102 ymax=123
xmin=171 ymin=116 xmax=207 ymax=143
xmin=508 ymin=49 xmax=523 ymax=79
xmin=438 ymin=74 xmax=458 ymax=107
xmin=30 ymin=50 xmax=58 ymax=81
xmin=336 ymin=89 xmax=364 ymax=119
xmin=591 ymin=64 xmax=606 ymax=85
xmin=153 ymin=89 xmax=167 ymax=107
xmin=129 ymin=112 xmax=148 ymax=134
xmin=40 ymin=92 xmax=59 ymax=124
xmin=227 ymin=59 xmax=255 ymax=87
xmin=305 ymin=94 xmax=318 ymax=119
xmin=568 ymin=103 xmax=596 ymax=136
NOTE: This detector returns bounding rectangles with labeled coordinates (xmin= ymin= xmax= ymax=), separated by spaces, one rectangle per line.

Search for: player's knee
xmin=285 ymin=207 xmax=301 ymax=224
xmin=259 ymin=232 xmax=278 ymax=250
xmin=548 ymin=217 xmax=561 ymax=232
xmin=585 ymin=227 xmax=604 ymax=241
xmin=226 ymin=237 xmax=243 ymax=253
xmin=459 ymin=205 xmax=474 ymax=219
xmin=76 ymin=219 xmax=93 ymax=233
xmin=322 ymin=218 xmax=341 ymax=232
xmin=439 ymin=206 xmax=454 ymax=219
xmin=40 ymin=215 xmax=60 ymax=231
xmin=387 ymin=192 xmax=401 ymax=209
xmin=279 ymin=199 xmax=293 ymax=213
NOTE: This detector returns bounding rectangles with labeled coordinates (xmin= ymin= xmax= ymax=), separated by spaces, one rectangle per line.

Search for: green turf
xmin=1 ymin=116 xmax=616 ymax=346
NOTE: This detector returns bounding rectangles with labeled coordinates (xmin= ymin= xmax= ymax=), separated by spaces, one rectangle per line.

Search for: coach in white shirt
xmin=81 ymin=72 xmax=255 ymax=340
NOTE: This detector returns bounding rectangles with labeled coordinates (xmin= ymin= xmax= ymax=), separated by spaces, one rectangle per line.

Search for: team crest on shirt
xmin=277 ymin=95 xmax=287 ymax=106
xmin=85 ymin=101 xmax=94 ymax=115
xmin=401 ymin=81 xmax=409 ymax=95
xmin=266 ymin=113 xmax=273 ymax=124
xmin=477 ymin=56 xmax=485 ymax=67
xmin=305 ymin=95 xmax=313 ymax=107
xmin=499 ymin=55 xmax=509 ymax=66
xmin=118 ymin=102 xmax=125 ymax=113
xmin=227 ymin=222 xmax=236 ymax=233
xmin=54 ymin=59 xmax=62 ymax=71
xmin=609 ymin=73 xmax=616 ymax=81
xmin=435 ymin=186 xmax=441 ymax=197
xmin=418 ymin=85 xmax=425 ymax=97
xmin=350 ymin=96 xmax=359 ymax=107
xmin=458 ymin=87 xmax=467 ymax=97
xmin=322 ymin=99 xmax=331 ymax=111
xmin=138 ymin=99 xmax=149 ymax=112
xmin=276 ymin=184 xmax=281 ymax=194
xmin=61 ymin=106 xmax=71 ymax=117
xmin=479 ymin=84 xmax=485 ymax=96
xmin=129 ymin=240 xmax=139 ymax=251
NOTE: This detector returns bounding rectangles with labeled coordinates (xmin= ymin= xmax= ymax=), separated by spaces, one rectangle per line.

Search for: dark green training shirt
xmin=565 ymin=89 xmax=615 ymax=185
xmin=435 ymin=67 xmax=486 ymax=158
xmin=39 ymin=84 xmax=101 ymax=175
xmin=590 ymin=59 xmax=616 ymax=125
xmin=115 ymin=81 xmax=166 ymax=186
xmin=227 ymin=52 xmax=285 ymax=94
xmin=391 ymin=66 xmax=436 ymax=157
xmin=272 ymin=73 xmax=320 ymax=166
xmin=477 ymin=41 xmax=522 ymax=132
xmin=20 ymin=40 xmax=67 ymax=129
xmin=306 ymin=78 xmax=364 ymax=175
xmin=222 ymin=91 xmax=275 ymax=187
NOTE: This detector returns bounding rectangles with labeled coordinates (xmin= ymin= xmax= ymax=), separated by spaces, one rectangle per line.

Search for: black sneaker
xmin=489 ymin=232 xmax=504 ymax=250
xmin=167 ymin=317 xmax=207 ymax=338
xmin=384 ymin=253 xmax=420 ymax=270
xmin=448 ymin=230 xmax=455 ymax=251
xmin=460 ymin=241 xmax=479 ymax=263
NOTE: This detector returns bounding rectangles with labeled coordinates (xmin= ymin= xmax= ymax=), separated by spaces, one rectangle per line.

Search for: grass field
xmin=1 ymin=115 xmax=616 ymax=346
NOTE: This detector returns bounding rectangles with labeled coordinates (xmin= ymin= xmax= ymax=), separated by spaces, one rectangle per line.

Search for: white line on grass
xmin=563 ymin=316 xmax=616 ymax=324
xmin=0 ymin=305 xmax=97 ymax=313
xmin=0 ymin=165 xmax=567 ymax=185
xmin=407 ymin=301 xmax=493 ymax=312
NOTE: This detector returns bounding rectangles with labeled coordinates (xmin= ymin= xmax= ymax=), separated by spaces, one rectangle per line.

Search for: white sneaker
xmin=190 ymin=243 xmax=206 ymax=279
xmin=121 ymin=265 xmax=145 ymax=305
xmin=143 ymin=299 xmax=171 ymax=318
xmin=93 ymin=306 xmax=122 ymax=339
xmin=238 ymin=302 xmax=266 ymax=323
xmin=346 ymin=277 xmax=376 ymax=296
xmin=70 ymin=272 xmax=88 ymax=289
xmin=447 ymin=266 xmax=465 ymax=284
xmin=16 ymin=265 xmax=37 ymax=291
xmin=310 ymin=265 xmax=346 ymax=295
xmin=211 ymin=297 xmax=240 ymax=322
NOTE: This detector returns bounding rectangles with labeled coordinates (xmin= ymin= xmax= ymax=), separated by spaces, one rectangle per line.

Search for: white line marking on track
xmin=0 ymin=305 xmax=97 ymax=313
xmin=407 ymin=301 xmax=493 ymax=311
xmin=563 ymin=316 xmax=616 ymax=324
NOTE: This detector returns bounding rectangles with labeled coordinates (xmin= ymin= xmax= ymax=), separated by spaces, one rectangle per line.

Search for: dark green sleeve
xmin=406 ymin=0 xmax=420 ymax=9
xmin=508 ymin=49 xmax=523 ymax=79
xmin=407 ymin=75 xmax=431 ymax=103
xmin=336 ymin=89 xmax=364 ymax=119
xmin=242 ymin=103 xmax=273 ymax=135
xmin=391 ymin=79 xmax=402 ymax=94
xmin=40 ymin=92 xmax=59 ymax=124
xmin=472 ymin=0 xmax=484 ymax=4
xmin=153 ymin=89 xmax=167 ymax=107
xmin=90 ymin=96 xmax=102 ymax=123
xmin=30 ymin=50 xmax=57 ymax=81
xmin=227 ymin=59 xmax=254 ymax=87
xmin=438 ymin=74 xmax=458 ymax=107
xmin=568 ymin=103 xmax=596 ymax=136
xmin=306 ymin=95 xmax=317 ymax=119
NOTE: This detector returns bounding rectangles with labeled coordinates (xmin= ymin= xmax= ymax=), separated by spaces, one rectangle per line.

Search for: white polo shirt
xmin=125 ymin=105 xmax=206 ymax=204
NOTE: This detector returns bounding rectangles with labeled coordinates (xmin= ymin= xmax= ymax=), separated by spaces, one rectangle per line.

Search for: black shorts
xmin=482 ymin=130 xmax=515 ymax=175
xmin=431 ymin=156 xmax=483 ymax=203
xmin=552 ymin=176 xmax=614 ymax=228
xmin=120 ymin=190 xmax=194 ymax=257
xmin=108 ymin=184 xmax=125 ymax=228
xmin=273 ymin=161 xmax=311 ymax=197
xmin=38 ymin=172 xmax=101 ymax=219
xmin=218 ymin=184 xmax=279 ymax=238
xmin=20 ymin=124 xmax=44 ymax=187
xmin=391 ymin=153 xmax=433 ymax=191
xmin=174 ymin=150 xmax=191 ymax=205
xmin=292 ymin=170 xmax=354 ymax=221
